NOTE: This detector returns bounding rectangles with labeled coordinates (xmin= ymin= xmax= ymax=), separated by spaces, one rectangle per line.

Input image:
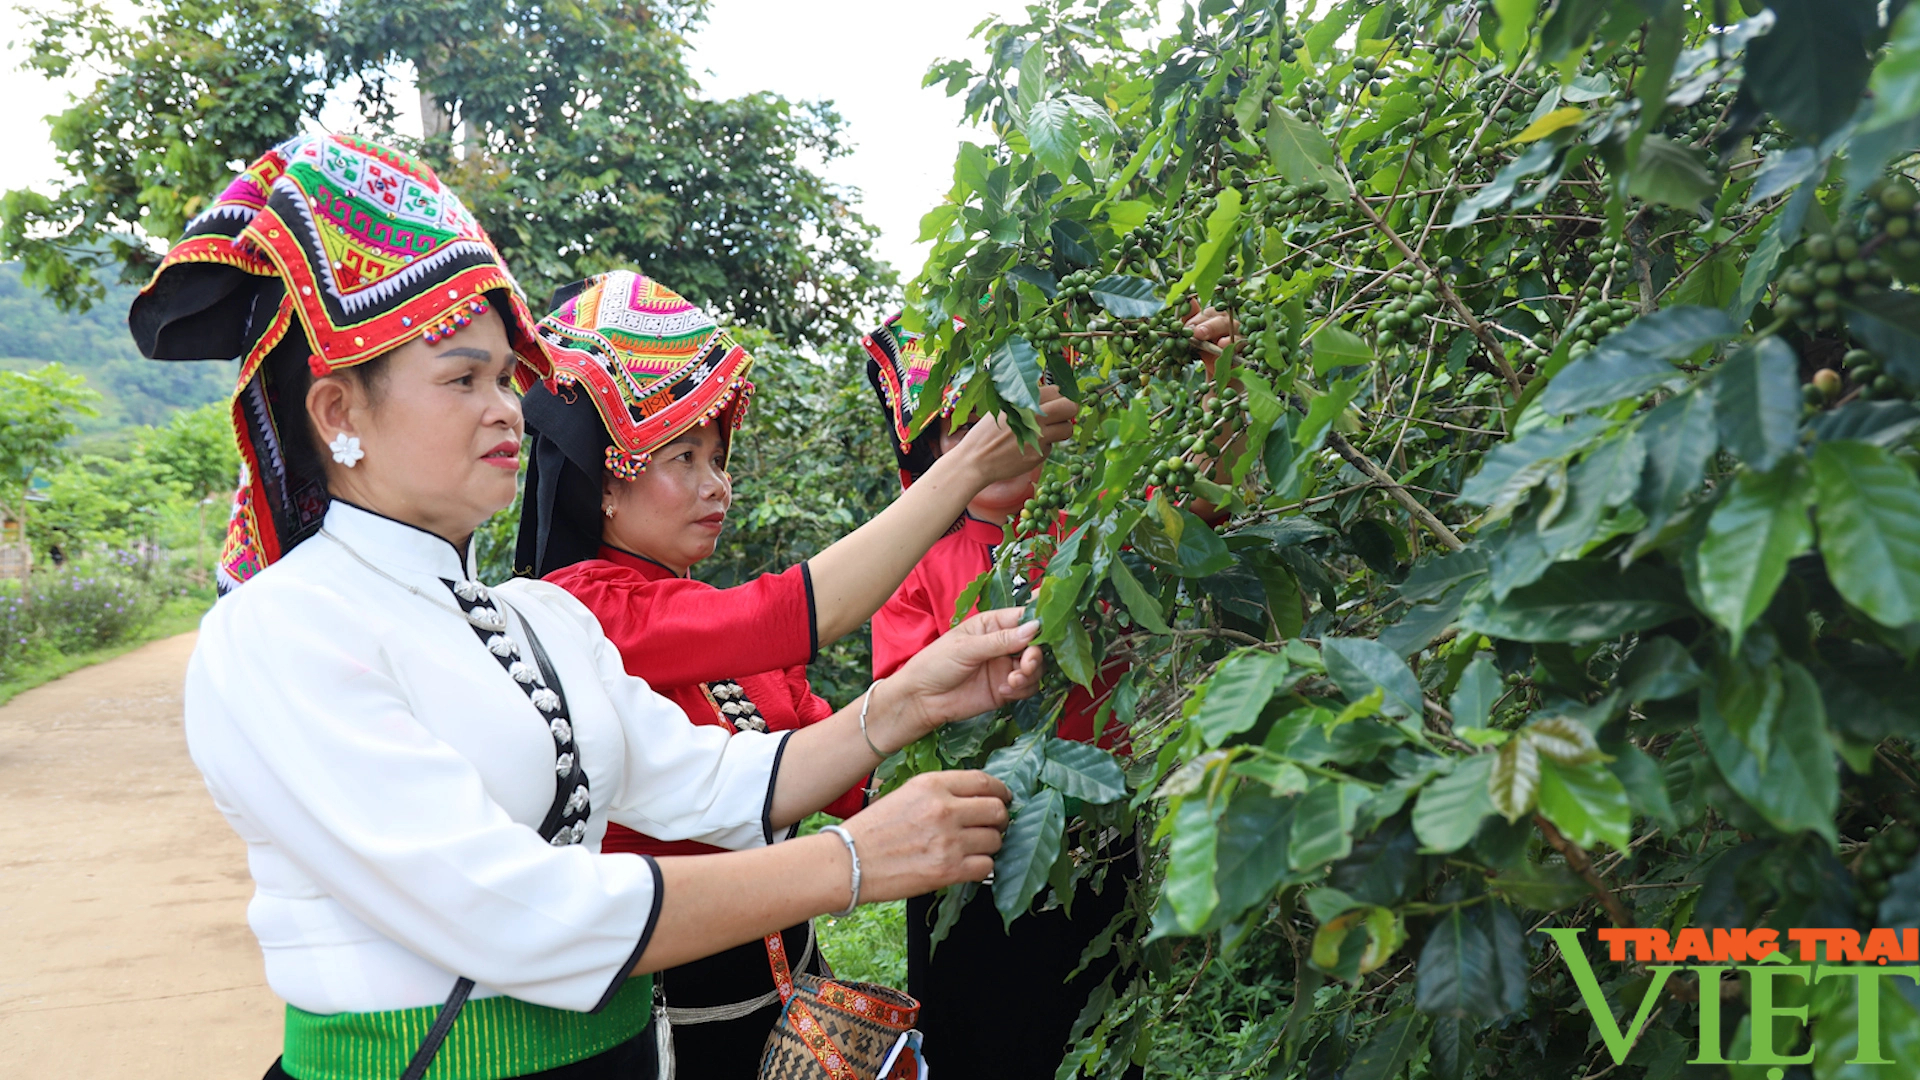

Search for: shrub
xmin=0 ymin=583 xmax=33 ymax=680
xmin=4 ymin=558 xmax=176 ymax=658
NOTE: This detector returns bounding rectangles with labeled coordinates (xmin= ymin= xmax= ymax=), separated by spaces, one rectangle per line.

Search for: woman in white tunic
xmin=133 ymin=133 xmax=1033 ymax=1080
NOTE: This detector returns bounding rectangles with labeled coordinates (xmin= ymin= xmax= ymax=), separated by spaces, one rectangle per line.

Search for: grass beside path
xmin=0 ymin=590 xmax=213 ymax=707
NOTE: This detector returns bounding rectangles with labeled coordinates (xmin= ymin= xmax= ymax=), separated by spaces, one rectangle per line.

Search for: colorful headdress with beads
xmin=129 ymin=132 xmax=551 ymax=591
xmin=862 ymin=312 xmax=967 ymax=488
xmin=533 ymin=270 xmax=754 ymax=480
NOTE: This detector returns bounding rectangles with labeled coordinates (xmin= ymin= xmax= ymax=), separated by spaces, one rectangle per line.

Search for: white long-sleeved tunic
xmin=184 ymin=500 xmax=791 ymax=1016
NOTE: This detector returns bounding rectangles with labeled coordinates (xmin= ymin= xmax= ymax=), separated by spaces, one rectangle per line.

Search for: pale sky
xmin=0 ymin=1 xmax=1024 ymax=283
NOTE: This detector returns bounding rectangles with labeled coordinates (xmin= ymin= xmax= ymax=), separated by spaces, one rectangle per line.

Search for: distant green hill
xmin=0 ymin=262 xmax=235 ymax=437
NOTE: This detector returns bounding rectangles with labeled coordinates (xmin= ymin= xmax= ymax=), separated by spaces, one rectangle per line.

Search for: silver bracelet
xmin=857 ymin=680 xmax=888 ymax=760
xmin=820 ymin=824 xmax=861 ymax=916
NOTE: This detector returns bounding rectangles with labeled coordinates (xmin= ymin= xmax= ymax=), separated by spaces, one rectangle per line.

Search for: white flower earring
xmin=329 ymin=433 xmax=365 ymax=468
xmin=603 ymin=504 xmax=616 ymax=518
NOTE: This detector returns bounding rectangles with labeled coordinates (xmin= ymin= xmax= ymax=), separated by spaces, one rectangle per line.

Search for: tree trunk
xmin=420 ymin=86 xmax=452 ymax=141
xmin=416 ymin=44 xmax=456 ymax=147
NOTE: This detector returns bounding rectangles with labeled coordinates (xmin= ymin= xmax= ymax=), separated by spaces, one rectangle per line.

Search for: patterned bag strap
xmin=764 ymin=929 xmax=862 ymax=1080
xmin=399 ymin=593 xmax=594 ymax=1080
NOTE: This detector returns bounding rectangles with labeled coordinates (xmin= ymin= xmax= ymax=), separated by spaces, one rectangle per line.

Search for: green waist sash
xmin=282 ymin=974 xmax=652 ymax=1080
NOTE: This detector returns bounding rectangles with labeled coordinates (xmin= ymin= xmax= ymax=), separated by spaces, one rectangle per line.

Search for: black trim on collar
xmin=601 ymin=542 xmax=688 ymax=578
xmin=591 ymin=855 xmax=664 ymax=1014
xmin=762 ymin=730 xmax=796 ymax=846
xmin=800 ymin=562 xmax=820 ymax=663
xmin=330 ymin=497 xmax=476 ymax=577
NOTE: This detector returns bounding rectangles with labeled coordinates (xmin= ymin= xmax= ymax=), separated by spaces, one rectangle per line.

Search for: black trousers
xmin=906 ymin=855 xmax=1139 ymax=1080
xmin=263 ymin=1026 xmax=656 ymax=1080
xmin=658 ymin=919 xmax=823 ymax=1079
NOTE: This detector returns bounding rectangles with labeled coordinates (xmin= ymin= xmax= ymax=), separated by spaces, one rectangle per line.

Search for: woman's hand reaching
xmin=838 ymin=770 xmax=1013 ymax=901
xmin=868 ymin=607 xmax=1044 ymax=751
xmin=765 ymin=608 xmax=1040 ymax=832
xmin=950 ymin=384 xmax=1080 ymax=485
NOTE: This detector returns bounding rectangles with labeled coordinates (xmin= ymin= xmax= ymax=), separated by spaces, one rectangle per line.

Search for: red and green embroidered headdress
xmin=862 ymin=312 xmax=966 ymax=488
xmin=129 ymin=133 xmax=550 ymax=590
xmin=533 ymin=270 xmax=755 ymax=479
xmin=513 ymin=270 xmax=754 ymax=579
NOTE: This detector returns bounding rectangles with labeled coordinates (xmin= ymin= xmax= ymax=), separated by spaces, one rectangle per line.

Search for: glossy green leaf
xmin=1164 ymin=793 xmax=1223 ymax=930
xmin=1212 ymin=789 xmax=1301 ymax=926
xmin=1490 ymin=734 xmax=1541 ymax=822
xmin=1088 ymin=274 xmax=1163 ymax=318
xmin=1451 ymin=140 xmax=1558 ymax=227
xmin=1701 ymin=660 xmax=1839 ymax=844
xmin=1417 ymin=908 xmax=1503 ymax=1019
xmin=1523 ymin=716 xmax=1607 ymax=766
xmin=1266 ymin=106 xmax=1345 ymax=191
xmin=1107 ymin=557 xmax=1171 ymax=634
xmin=1744 ymin=0 xmax=1878 ymax=142
xmin=1053 ymin=616 xmax=1096 ymax=687
xmin=1536 ymin=758 xmax=1632 ymax=851
xmin=1539 ymin=306 xmax=1735 ymax=415
xmin=1712 ymin=338 xmax=1802 ymax=473
xmin=1322 ymin=636 xmax=1424 ymax=719
xmin=1294 ymin=375 xmax=1365 ymax=455
xmin=1169 ymin=187 xmax=1244 ymax=308
xmin=1040 ymin=739 xmax=1127 ymax=803
xmin=1412 ymin=755 xmax=1497 ymax=853
xmin=1619 ymin=636 xmax=1703 ymax=703
xmin=993 ymin=786 xmax=1065 ymax=927
xmin=1399 ymin=548 xmax=1489 ymax=604
xmin=1289 ymin=780 xmax=1365 ymax=870
xmin=986 ymin=336 xmax=1043 ymax=412
xmin=984 ymin=731 xmax=1048 ymax=802
xmin=1609 ymin=744 xmax=1678 ymax=834
xmin=1632 ymin=386 xmax=1719 ymax=541
xmin=1309 ymin=324 xmax=1374 ymax=373
xmin=1461 ymin=561 xmax=1691 ymax=643
xmin=1813 ymin=440 xmax=1920 ymax=628
xmin=1489 ymin=860 xmax=1591 ymax=911
xmin=1343 ymin=1009 xmax=1426 ymax=1080
xmin=1023 ymin=97 xmax=1081 ymax=180
xmin=1449 ymin=657 xmax=1504 ymax=733
xmin=1626 ymin=136 xmax=1717 ymax=208
xmin=1457 ymin=416 xmax=1605 ymax=522
xmin=1697 ymin=459 xmax=1813 ymax=646
xmin=1192 ymin=651 xmax=1290 ymax=747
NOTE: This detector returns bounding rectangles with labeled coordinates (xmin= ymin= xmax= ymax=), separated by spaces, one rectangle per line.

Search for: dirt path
xmin=0 ymin=632 xmax=281 ymax=1079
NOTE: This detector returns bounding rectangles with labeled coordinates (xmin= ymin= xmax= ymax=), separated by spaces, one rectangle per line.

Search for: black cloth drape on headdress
xmin=515 ymin=379 xmax=614 ymax=580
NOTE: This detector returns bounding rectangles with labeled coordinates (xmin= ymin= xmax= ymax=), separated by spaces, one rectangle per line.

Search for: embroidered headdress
xmin=862 ymin=312 xmax=965 ymax=488
xmin=515 ymin=270 xmax=754 ymax=578
xmin=129 ymin=133 xmax=550 ymax=590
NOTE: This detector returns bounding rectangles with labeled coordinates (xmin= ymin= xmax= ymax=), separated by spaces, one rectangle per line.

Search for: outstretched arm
xmin=766 ymin=607 xmax=1043 ymax=826
xmin=635 ymin=769 xmax=1010 ymax=973
xmin=633 ymin=607 xmax=1044 ymax=975
xmin=805 ymin=390 xmax=1078 ymax=645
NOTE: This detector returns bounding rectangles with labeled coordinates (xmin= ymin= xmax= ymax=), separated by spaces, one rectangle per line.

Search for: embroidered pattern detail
xmin=443 ymin=581 xmax=592 ymax=847
xmin=860 ymin=313 xmax=968 ymax=453
xmin=132 ymin=132 xmax=553 ymax=594
xmin=537 ymin=270 xmax=755 ymax=476
xmin=760 ymin=926 xmax=922 ymax=1080
xmin=706 ymin=678 xmax=768 ymax=733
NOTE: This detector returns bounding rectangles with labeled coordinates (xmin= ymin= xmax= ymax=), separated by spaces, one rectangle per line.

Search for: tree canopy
xmin=1 ymin=0 xmax=893 ymax=347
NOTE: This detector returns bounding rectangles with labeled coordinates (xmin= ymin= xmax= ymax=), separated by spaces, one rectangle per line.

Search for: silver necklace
xmin=318 ymin=527 xmax=508 ymax=632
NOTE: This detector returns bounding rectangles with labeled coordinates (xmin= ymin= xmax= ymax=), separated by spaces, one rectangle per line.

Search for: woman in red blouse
xmin=863 ymin=307 xmax=1236 ymax=1079
xmin=513 ymin=271 xmax=1076 ymax=1078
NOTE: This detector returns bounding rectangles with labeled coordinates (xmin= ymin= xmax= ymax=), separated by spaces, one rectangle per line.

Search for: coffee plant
xmin=885 ymin=1 xmax=1920 ymax=1076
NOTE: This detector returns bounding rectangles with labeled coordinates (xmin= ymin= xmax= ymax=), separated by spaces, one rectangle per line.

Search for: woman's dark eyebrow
xmin=439 ymin=347 xmax=494 ymax=362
